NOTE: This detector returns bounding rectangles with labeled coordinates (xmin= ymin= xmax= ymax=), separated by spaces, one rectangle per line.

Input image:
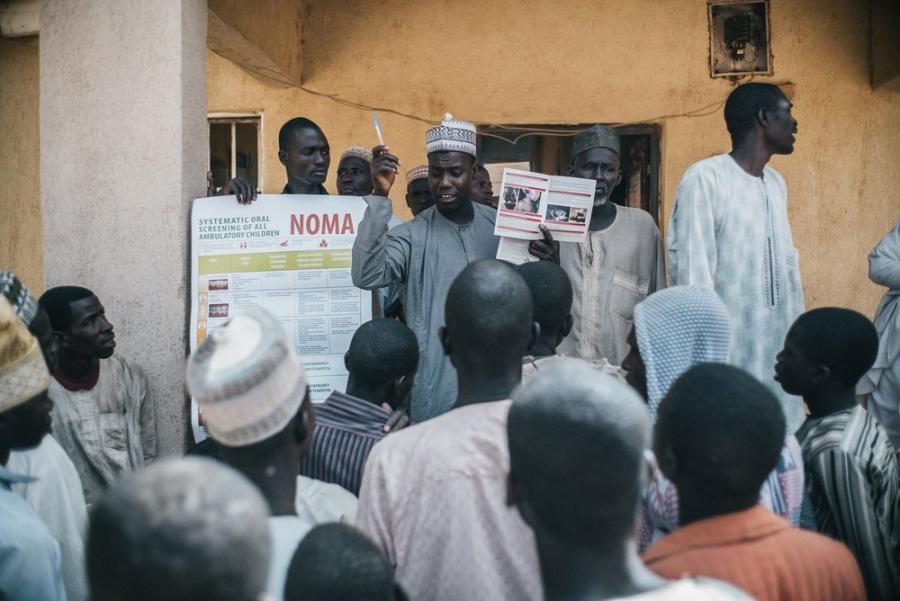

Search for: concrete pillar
xmin=40 ymin=0 xmax=208 ymax=456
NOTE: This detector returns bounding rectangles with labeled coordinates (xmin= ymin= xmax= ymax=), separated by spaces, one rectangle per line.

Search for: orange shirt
xmin=643 ymin=505 xmax=865 ymax=601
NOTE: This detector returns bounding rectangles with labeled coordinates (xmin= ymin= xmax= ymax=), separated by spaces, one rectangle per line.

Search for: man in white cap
xmin=531 ymin=124 xmax=664 ymax=366
xmin=404 ymin=165 xmax=434 ymax=217
xmin=352 ymin=114 xmax=501 ymax=421
xmin=0 ymin=296 xmax=67 ymax=601
xmin=187 ymin=307 xmax=356 ymax=601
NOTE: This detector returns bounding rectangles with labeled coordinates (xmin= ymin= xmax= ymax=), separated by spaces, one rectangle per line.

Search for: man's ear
xmin=655 ymin=441 xmax=678 ymax=483
xmin=567 ymin=163 xmax=575 ymax=176
xmin=439 ymin=326 xmax=451 ymax=357
xmin=811 ymin=364 xmax=832 ymax=386
xmin=614 ymin=172 xmax=623 ymax=188
xmin=343 ymin=351 xmax=350 ymax=372
xmin=560 ymin=314 xmax=574 ymax=340
xmin=278 ymin=149 xmax=288 ymax=167
xmin=394 ymin=374 xmax=414 ymax=404
xmin=756 ymin=107 xmax=769 ymax=129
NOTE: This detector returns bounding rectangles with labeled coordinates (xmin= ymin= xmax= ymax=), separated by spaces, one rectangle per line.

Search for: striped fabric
xmin=796 ymin=406 xmax=900 ymax=601
xmin=300 ymin=391 xmax=389 ymax=495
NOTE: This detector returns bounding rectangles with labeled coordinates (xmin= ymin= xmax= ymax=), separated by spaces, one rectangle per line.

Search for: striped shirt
xmin=796 ymin=405 xmax=900 ymax=601
xmin=300 ymin=391 xmax=389 ymax=495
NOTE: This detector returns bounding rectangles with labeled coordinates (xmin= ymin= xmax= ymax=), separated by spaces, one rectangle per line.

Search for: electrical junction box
xmin=708 ymin=0 xmax=773 ymax=78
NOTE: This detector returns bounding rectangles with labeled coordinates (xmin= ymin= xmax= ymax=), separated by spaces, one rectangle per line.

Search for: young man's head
xmin=188 ymin=308 xmax=314 ymax=484
xmin=508 ymin=359 xmax=650 ymax=551
xmin=1 ymin=271 xmax=56 ymax=370
xmin=0 ymin=296 xmax=53 ymax=456
xmin=516 ymin=261 xmax=573 ymax=353
xmin=404 ymin=166 xmax=434 ymax=216
xmin=621 ymin=286 xmax=731 ymax=420
xmin=775 ymin=308 xmax=878 ymax=400
xmin=278 ymin=117 xmax=330 ymax=189
xmin=441 ymin=260 xmax=535 ymax=377
xmin=87 ymin=458 xmax=271 ymax=601
xmin=344 ymin=318 xmax=418 ymax=409
xmin=471 ymin=164 xmax=495 ymax=208
xmin=284 ymin=523 xmax=406 ymax=601
xmin=426 ymin=114 xmax=478 ymax=215
xmin=569 ymin=125 xmax=622 ymax=207
xmin=724 ymin=83 xmax=797 ymax=154
xmin=654 ymin=363 xmax=785 ymax=521
xmin=40 ymin=286 xmax=116 ymax=362
xmin=337 ymin=146 xmax=374 ymax=196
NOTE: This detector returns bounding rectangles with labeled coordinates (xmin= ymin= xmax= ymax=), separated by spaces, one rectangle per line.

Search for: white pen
xmin=371 ymin=112 xmax=385 ymax=146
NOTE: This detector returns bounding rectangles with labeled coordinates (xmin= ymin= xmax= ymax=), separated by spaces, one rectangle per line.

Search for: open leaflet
xmin=493 ymin=168 xmax=596 ymax=264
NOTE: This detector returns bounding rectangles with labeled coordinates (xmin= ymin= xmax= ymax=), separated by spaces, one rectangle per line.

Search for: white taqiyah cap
xmin=0 ymin=297 xmax=49 ymax=414
xmin=425 ymin=113 xmax=477 ymax=157
xmin=405 ymin=165 xmax=429 ymax=184
xmin=187 ymin=307 xmax=307 ymax=447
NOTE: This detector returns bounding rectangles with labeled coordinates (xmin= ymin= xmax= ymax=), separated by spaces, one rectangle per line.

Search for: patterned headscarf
xmin=0 ymin=271 xmax=39 ymax=327
xmin=0 ymin=296 xmax=50 ymax=413
xmin=633 ymin=286 xmax=732 ymax=420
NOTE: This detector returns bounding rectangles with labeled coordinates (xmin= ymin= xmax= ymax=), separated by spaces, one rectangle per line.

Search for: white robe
xmin=858 ymin=220 xmax=900 ymax=450
xmin=668 ymin=153 xmax=805 ymax=431
xmin=8 ymin=435 xmax=88 ymax=601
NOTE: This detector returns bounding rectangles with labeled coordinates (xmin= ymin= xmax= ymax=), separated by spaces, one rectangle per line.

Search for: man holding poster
xmin=352 ymin=114 xmax=501 ymax=422
xmin=531 ymin=125 xmax=664 ymax=366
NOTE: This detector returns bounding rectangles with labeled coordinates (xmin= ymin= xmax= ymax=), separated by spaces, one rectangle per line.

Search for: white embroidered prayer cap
xmin=188 ymin=307 xmax=307 ymax=447
xmin=0 ymin=296 xmax=49 ymax=414
xmin=425 ymin=113 xmax=477 ymax=157
xmin=405 ymin=165 xmax=429 ymax=184
xmin=340 ymin=146 xmax=373 ymax=164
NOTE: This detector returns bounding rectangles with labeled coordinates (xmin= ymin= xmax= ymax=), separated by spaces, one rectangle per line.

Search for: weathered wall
xmin=41 ymin=0 xmax=208 ymax=456
xmin=0 ymin=36 xmax=41 ymax=292
xmin=208 ymin=0 xmax=900 ymax=316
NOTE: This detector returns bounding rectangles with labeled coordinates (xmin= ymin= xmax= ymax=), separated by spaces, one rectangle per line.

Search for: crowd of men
xmin=1 ymin=82 xmax=899 ymax=601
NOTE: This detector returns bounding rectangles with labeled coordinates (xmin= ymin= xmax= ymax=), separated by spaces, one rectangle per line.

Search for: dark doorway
xmin=477 ymin=124 xmax=662 ymax=225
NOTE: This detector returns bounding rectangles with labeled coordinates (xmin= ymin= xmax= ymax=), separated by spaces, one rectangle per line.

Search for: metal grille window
xmin=208 ymin=114 xmax=262 ymax=191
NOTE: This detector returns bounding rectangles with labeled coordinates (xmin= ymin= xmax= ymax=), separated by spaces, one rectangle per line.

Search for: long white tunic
xmin=8 ymin=435 xmax=87 ymax=601
xmin=352 ymin=196 xmax=499 ymax=421
xmin=858 ymin=220 xmax=900 ymax=450
xmin=668 ymin=153 xmax=805 ymax=432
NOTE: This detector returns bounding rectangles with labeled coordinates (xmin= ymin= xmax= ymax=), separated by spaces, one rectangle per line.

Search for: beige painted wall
xmin=0 ymin=36 xmax=41 ymax=293
xmin=209 ymin=0 xmax=900 ymax=317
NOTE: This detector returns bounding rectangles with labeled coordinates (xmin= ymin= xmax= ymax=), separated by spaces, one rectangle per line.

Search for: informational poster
xmin=190 ymin=195 xmax=372 ymax=442
xmin=494 ymin=168 xmax=596 ymax=264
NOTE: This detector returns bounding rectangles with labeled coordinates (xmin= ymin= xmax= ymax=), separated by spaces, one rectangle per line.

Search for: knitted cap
xmin=340 ymin=146 xmax=373 ymax=164
xmin=426 ymin=113 xmax=477 ymax=157
xmin=571 ymin=125 xmax=621 ymax=160
xmin=405 ymin=165 xmax=429 ymax=184
xmin=187 ymin=308 xmax=307 ymax=447
xmin=0 ymin=297 xmax=49 ymax=414
xmin=0 ymin=272 xmax=39 ymax=327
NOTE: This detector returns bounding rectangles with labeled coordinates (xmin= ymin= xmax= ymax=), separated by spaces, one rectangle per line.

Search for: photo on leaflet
xmin=502 ymin=185 xmax=541 ymax=214
xmin=545 ymin=204 xmax=571 ymax=223
xmin=209 ymin=278 xmax=229 ymax=291
xmin=209 ymin=303 xmax=230 ymax=318
xmin=570 ymin=208 xmax=587 ymax=223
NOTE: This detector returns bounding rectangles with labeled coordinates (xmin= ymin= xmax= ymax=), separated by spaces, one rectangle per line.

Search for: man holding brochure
xmin=529 ymin=125 xmax=664 ymax=366
xmin=352 ymin=114 xmax=524 ymax=422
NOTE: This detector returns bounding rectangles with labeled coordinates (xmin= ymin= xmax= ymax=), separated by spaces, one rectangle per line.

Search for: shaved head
xmin=509 ymin=359 xmax=650 ymax=546
xmin=87 ymin=458 xmax=271 ymax=601
xmin=443 ymin=260 xmax=533 ymax=370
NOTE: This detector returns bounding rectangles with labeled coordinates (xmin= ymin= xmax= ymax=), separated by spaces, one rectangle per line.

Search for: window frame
xmin=208 ymin=112 xmax=264 ymax=191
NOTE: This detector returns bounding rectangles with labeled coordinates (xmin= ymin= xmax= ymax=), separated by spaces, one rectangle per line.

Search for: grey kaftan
xmin=352 ymin=196 xmax=499 ymax=421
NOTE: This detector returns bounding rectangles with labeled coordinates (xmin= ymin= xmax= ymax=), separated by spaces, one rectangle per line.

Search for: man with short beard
xmin=532 ymin=125 xmax=663 ymax=366
xmin=352 ymin=114 xmax=503 ymax=421
xmin=39 ymin=286 xmax=155 ymax=505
